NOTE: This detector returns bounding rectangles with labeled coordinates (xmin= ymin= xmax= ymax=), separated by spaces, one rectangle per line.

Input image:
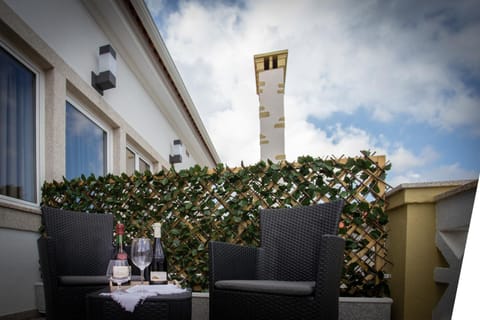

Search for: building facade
xmin=0 ymin=0 xmax=219 ymax=317
xmin=385 ymin=180 xmax=476 ymax=320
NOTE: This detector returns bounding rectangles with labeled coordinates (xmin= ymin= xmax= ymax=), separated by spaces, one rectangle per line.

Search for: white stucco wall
xmin=4 ymin=0 xmax=192 ymax=168
xmin=0 ymin=228 xmax=41 ymax=316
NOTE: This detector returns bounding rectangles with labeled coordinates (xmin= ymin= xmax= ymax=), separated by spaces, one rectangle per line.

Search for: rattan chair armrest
xmin=315 ymin=234 xmax=345 ymax=305
xmin=208 ymin=241 xmax=260 ymax=284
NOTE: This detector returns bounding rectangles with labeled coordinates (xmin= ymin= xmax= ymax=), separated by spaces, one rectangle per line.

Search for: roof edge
xmin=387 ymin=179 xmax=476 ymax=197
xmin=128 ymin=0 xmax=220 ymax=165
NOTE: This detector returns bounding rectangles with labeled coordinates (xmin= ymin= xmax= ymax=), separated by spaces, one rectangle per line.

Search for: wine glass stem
xmin=141 ymin=269 xmax=144 ymax=285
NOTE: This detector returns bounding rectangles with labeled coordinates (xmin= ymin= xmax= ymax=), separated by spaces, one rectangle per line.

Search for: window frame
xmin=0 ymin=39 xmax=44 ymax=208
xmin=65 ymin=97 xmax=113 ymax=179
xmin=126 ymin=145 xmax=152 ymax=175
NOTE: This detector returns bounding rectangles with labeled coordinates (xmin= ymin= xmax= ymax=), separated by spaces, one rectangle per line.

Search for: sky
xmin=145 ymin=0 xmax=480 ymax=187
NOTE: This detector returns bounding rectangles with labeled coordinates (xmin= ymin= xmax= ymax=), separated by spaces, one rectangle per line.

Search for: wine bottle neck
xmin=116 ymin=234 xmax=127 ymax=260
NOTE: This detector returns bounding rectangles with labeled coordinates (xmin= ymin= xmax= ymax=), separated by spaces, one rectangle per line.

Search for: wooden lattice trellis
xmin=42 ymin=151 xmax=391 ymax=296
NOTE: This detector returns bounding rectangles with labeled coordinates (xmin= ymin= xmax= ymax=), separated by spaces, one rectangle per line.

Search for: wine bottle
xmin=149 ymin=222 xmax=168 ymax=284
xmin=111 ymin=221 xmax=130 ymax=287
xmin=115 ymin=221 xmax=128 ymax=260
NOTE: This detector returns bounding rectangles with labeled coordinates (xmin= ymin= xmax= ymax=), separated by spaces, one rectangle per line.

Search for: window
xmin=126 ymin=147 xmax=135 ymax=175
xmin=0 ymin=46 xmax=37 ymax=203
xmin=66 ymin=101 xmax=107 ymax=179
xmin=138 ymin=157 xmax=150 ymax=173
xmin=126 ymin=146 xmax=151 ymax=175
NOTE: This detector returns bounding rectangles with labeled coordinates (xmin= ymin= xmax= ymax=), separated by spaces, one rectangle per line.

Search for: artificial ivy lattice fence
xmin=41 ymin=151 xmax=391 ymax=296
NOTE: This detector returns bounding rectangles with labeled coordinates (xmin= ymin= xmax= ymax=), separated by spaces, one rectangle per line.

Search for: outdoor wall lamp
xmin=169 ymin=139 xmax=183 ymax=164
xmin=91 ymin=44 xmax=117 ymax=95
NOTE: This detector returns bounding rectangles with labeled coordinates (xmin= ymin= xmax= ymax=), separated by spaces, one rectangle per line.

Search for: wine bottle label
xmin=150 ymin=271 xmax=167 ymax=282
xmin=113 ymin=266 xmax=129 ymax=278
xmin=153 ymin=222 xmax=162 ymax=238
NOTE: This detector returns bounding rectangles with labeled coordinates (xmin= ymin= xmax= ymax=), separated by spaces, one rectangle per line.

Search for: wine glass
xmin=131 ymin=237 xmax=153 ymax=285
xmin=106 ymin=259 xmax=131 ymax=290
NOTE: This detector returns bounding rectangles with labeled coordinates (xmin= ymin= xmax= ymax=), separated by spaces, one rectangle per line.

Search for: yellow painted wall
xmin=404 ymin=202 xmax=446 ymax=320
xmin=386 ymin=183 xmax=460 ymax=320
xmin=386 ymin=202 xmax=407 ymax=320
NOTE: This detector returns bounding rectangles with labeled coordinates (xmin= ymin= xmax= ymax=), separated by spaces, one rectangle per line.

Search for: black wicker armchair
xmin=38 ymin=207 xmax=114 ymax=320
xmin=209 ymin=200 xmax=345 ymax=320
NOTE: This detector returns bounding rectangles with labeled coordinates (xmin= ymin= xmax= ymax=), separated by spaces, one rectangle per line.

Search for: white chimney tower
xmin=254 ymin=50 xmax=288 ymax=162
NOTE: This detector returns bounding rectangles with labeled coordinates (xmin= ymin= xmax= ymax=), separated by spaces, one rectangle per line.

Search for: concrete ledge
xmin=340 ymin=297 xmax=393 ymax=303
xmin=340 ymin=297 xmax=393 ymax=320
xmin=192 ymin=292 xmax=209 ymax=320
xmin=191 ymin=293 xmax=393 ymax=320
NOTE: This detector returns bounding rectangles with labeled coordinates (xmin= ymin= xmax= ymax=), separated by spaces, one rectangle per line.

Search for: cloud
xmin=285 ymin=120 xmax=385 ymax=161
xmin=386 ymin=145 xmax=479 ymax=186
xmin=388 ymin=163 xmax=478 ymax=187
xmin=147 ymin=0 xmax=480 ymax=184
xmin=389 ymin=145 xmax=440 ymax=172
